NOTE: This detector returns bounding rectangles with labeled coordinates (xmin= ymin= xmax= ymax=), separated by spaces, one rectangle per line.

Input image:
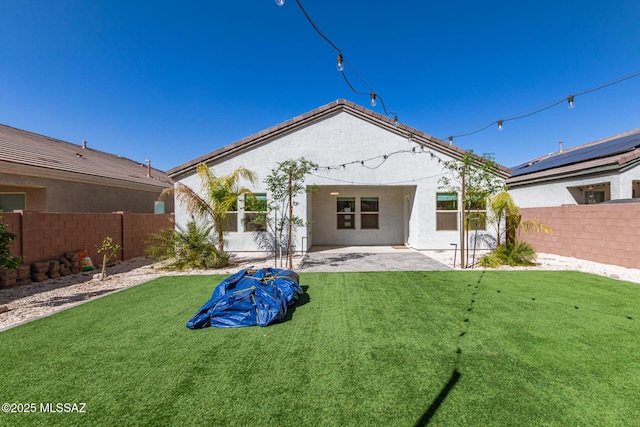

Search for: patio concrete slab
xmin=298 ymin=246 xmax=452 ymax=272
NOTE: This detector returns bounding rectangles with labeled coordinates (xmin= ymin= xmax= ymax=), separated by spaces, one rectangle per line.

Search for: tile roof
xmin=509 ymin=128 xmax=640 ymax=183
xmin=168 ymin=99 xmax=512 ymax=180
xmin=0 ymin=124 xmax=172 ymax=188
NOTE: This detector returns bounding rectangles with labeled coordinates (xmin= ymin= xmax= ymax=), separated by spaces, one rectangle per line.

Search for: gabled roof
xmin=508 ymin=128 xmax=640 ymax=185
xmin=0 ymin=124 xmax=172 ymax=188
xmin=168 ymin=99 xmax=511 ymax=180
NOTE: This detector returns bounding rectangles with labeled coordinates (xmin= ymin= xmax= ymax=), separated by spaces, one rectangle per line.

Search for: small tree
xmin=254 ymin=158 xmax=318 ymax=270
xmin=0 ymin=212 xmax=23 ymax=270
xmin=439 ymin=151 xmax=507 ymax=268
xmin=96 ymin=236 xmax=122 ymax=280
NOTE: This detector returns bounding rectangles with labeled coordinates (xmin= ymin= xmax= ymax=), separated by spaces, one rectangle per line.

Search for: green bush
xmin=0 ymin=212 xmax=23 ymax=270
xmin=479 ymin=241 xmax=537 ymax=267
xmin=145 ymin=221 xmax=229 ymax=271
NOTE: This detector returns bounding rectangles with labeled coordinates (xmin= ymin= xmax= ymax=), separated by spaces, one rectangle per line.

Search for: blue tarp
xmin=186 ymin=268 xmax=303 ymax=329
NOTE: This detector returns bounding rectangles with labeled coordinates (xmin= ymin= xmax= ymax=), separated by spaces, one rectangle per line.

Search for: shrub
xmin=0 ymin=212 xmax=23 ymax=270
xmin=478 ymin=242 xmax=537 ymax=267
xmin=145 ymin=221 xmax=229 ymax=271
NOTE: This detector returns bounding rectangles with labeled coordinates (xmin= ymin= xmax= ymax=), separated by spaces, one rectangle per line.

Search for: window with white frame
xmin=436 ymin=192 xmax=458 ymax=231
xmin=360 ymin=197 xmax=379 ymax=229
xmin=337 ymin=197 xmax=355 ymax=229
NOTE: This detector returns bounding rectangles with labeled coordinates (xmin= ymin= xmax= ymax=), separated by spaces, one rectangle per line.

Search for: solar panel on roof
xmin=511 ymin=131 xmax=640 ymax=177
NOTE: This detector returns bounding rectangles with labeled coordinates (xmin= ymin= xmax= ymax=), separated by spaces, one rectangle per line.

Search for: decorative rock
xmin=0 ymin=305 xmax=8 ymax=314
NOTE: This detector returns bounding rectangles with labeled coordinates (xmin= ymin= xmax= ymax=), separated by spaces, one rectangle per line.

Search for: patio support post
xmin=288 ymin=173 xmax=293 ymax=270
xmin=460 ymin=166 xmax=466 ymax=269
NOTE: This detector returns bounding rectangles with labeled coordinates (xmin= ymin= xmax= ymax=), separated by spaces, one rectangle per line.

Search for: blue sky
xmin=1 ymin=0 xmax=639 ymax=171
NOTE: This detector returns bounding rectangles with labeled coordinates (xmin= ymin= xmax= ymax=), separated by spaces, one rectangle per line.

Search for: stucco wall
xmin=174 ymin=112 xmax=500 ymax=251
xmin=311 ymin=185 xmax=408 ymax=246
xmin=0 ymin=173 xmax=173 ymax=213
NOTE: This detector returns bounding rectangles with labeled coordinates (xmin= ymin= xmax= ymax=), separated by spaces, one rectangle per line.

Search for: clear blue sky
xmin=1 ymin=0 xmax=639 ymax=171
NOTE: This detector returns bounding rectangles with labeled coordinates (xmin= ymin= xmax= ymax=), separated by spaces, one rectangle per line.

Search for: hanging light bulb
xmin=275 ymin=0 xmax=284 ymax=5
xmin=567 ymin=95 xmax=575 ymax=109
xmin=393 ymin=115 xmax=399 ymax=127
xmin=336 ymin=53 xmax=344 ymax=72
xmin=370 ymin=93 xmax=377 ymax=107
xmin=448 ymin=136 xmax=453 ymax=144
xmin=497 ymin=120 xmax=503 ymax=131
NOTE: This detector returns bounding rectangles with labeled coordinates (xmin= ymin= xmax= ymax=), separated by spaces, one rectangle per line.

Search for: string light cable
xmin=308 ymin=170 xmax=447 ymax=186
xmin=313 ymin=143 xmax=450 ymax=172
xmin=446 ymin=69 xmax=640 ymax=143
xmin=275 ymin=0 xmax=399 ymax=125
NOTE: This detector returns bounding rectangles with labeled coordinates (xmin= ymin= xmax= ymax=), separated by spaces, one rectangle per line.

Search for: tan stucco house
xmin=0 ymin=124 xmax=174 ymax=213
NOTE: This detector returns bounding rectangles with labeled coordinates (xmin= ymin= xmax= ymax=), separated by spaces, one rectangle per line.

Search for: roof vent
xmin=559 ymin=140 xmax=563 ymax=153
xmin=82 ymin=140 xmax=87 ymax=149
xmin=145 ymin=159 xmax=151 ymax=178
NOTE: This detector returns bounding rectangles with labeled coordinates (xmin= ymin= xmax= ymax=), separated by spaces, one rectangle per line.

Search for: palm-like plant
xmin=162 ymin=164 xmax=257 ymax=252
xmin=145 ymin=220 xmax=229 ymax=270
xmin=487 ymin=191 xmax=552 ymax=246
xmin=480 ymin=191 xmax=553 ymax=267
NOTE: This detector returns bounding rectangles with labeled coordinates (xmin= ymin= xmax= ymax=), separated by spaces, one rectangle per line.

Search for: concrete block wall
xmin=121 ymin=212 xmax=174 ymax=260
xmin=1 ymin=211 xmax=173 ymax=266
xmin=520 ymin=204 xmax=640 ymax=269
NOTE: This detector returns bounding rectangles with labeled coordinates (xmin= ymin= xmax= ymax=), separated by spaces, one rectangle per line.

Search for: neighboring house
xmin=168 ymin=99 xmax=510 ymax=252
xmin=508 ymin=128 xmax=640 ymax=207
xmin=0 ymin=124 xmax=174 ymax=213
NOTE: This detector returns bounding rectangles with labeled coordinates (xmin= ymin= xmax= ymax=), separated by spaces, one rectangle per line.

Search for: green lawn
xmin=0 ymin=271 xmax=638 ymax=426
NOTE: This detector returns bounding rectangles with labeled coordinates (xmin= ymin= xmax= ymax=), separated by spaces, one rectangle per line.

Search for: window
xmin=465 ymin=198 xmax=486 ymax=231
xmin=222 ymin=201 xmax=238 ymax=232
xmin=360 ymin=197 xmax=379 ymax=229
xmin=0 ymin=193 xmax=26 ymax=212
xmin=244 ymin=193 xmax=267 ymax=232
xmin=436 ymin=192 xmax=458 ymax=231
xmin=337 ymin=197 xmax=355 ymax=229
xmin=584 ymin=191 xmax=605 ymax=204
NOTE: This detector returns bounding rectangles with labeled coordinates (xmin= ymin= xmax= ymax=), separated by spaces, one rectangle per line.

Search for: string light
xmin=309 ymin=171 xmax=448 ymax=186
xmin=277 ymin=0 xmax=399 ymax=124
xmin=444 ymin=69 xmax=640 ymax=142
xmin=315 ymin=144 xmax=449 ymax=172
xmin=275 ymin=2 xmax=640 ymax=146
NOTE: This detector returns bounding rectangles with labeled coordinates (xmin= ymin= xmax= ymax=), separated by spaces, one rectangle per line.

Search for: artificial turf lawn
xmin=0 ymin=271 xmax=638 ymax=426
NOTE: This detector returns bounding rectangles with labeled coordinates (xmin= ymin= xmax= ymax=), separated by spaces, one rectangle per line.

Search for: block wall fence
xmin=1 ymin=211 xmax=174 ymax=265
xmin=520 ymin=204 xmax=640 ymax=270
